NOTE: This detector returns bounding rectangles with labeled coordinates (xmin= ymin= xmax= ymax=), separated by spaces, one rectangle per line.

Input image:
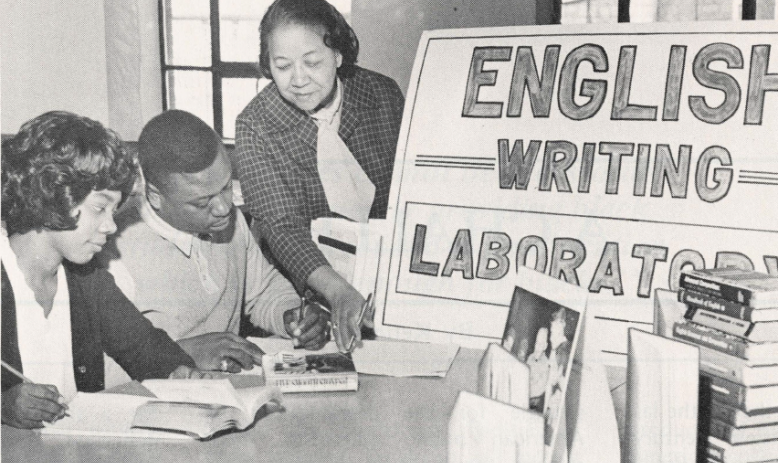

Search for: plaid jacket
xmin=235 ymin=67 xmax=404 ymax=289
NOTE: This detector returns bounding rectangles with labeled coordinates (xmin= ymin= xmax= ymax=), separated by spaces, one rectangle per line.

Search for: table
xmin=2 ymin=348 xmax=626 ymax=463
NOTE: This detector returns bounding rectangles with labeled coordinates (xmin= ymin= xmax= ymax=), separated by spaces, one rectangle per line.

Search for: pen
xmin=1 ymin=360 xmax=70 ymax=415
xmin=346 ymin=293 xmax=373 ymax=352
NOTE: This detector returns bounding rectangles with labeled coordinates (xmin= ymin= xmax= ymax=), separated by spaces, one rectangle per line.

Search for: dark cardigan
xmin=1 ymin=262 xmax=194 ymax=392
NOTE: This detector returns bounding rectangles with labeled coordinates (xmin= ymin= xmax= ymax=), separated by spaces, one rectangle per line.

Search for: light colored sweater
xmin=100 ymin=196 xmax=299 ymax=340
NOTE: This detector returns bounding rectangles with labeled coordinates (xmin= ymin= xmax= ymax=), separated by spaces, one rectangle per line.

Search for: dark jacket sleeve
xmin=72 ymin=264 xmax=195 ymax=381
xmin=1 ymin=264 xmax=22 ymax=391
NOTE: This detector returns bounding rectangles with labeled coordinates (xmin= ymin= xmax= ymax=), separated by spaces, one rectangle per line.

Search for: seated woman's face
xmin=268 ymin=22 xmax=342 ymax=112
xmin=49 ymin=190 xmax=121 ymax=264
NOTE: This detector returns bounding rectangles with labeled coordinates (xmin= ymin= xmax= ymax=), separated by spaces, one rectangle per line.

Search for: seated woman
xmin=1 ymin=111 xmax=200 ymax=429
xmin=235 ymin=0 xmax=405 ymax=351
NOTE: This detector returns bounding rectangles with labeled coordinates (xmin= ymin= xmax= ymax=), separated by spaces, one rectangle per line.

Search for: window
xmin=561 ymin=0 xmax=774 ymax=23
xmin=159 ymin=0 xmax=352 ymax=141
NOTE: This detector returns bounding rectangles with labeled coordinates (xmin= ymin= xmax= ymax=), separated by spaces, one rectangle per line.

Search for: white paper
xmin=40 ymin=392 xmax=193 ymax=439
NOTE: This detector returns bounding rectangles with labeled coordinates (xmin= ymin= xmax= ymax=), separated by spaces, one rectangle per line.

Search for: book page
xmin=41 ymin=392 xmax=192 ymax=439
xmin=141 ymin=379 xmax=244 ymax=412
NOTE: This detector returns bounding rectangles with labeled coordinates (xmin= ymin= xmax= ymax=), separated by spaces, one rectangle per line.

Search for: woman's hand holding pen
xmin=1 ymin=383 xmax=68 ymax=429
xmin=284 ymin=299 xmax=331 ymax=350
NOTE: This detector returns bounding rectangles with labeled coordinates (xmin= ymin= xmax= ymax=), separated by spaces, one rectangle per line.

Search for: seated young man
xmin=99 ymin=110 xmax=330 ymax=379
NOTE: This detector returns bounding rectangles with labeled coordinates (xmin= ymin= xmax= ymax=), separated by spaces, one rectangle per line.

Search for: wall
xmin=1 ymin=0 xmax=161 ymax=140
xmin=1 ymin=0 xmax=110 ymax=134
xmin=351 ymin=0 xmax=548 ymax=94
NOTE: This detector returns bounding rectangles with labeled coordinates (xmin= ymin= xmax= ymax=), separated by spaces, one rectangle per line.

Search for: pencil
xmin=1 ymin=360 xmax=32 ymax=384
xmin=1 ymin=360 xmax=70 ymax=409
xmin=346 ymin=293 xmax=373 ymax=352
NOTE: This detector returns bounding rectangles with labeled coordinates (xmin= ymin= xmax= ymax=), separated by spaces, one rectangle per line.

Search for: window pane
xmin=221 ymin=77 xmax=271 ymax=140
xmin=164 ymin=0 xmax=211 ymax=66
xmin=219 ymin=0 xmax=272 ymax=63
xmin=562 ymin=0 xmax=619 ymax=23
xmin=166 ymin=70 xmax=214 ymax=128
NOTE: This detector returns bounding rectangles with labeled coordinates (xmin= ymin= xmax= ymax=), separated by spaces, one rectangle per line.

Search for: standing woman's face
xmin=268 ymin=22 xmax=342 ymax=113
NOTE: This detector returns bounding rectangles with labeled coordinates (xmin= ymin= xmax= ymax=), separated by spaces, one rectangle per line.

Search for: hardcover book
xmin=697 ymin=344 xmax=778 ymax=386
xmin=680 ymin=268 xmax=778 ymax=309
xmin=707 ymin=435 xmax=778 ymax=463
xmin=679 ymin=289 xmax=778 ymax=322
xmin=685 ymin=306 xmax=778 ymax=342
xmin=709 ymin=418 xmax=778 ymax=445
xmin=261 ymin=351 xmax=358 ymax=393
xmin=672 ymin=320 xmax=778 ymax=364
xmin=703 ymin=374 xmax=778 ymax=413
xmin=710 ymin=400 xmax=778 ymax=428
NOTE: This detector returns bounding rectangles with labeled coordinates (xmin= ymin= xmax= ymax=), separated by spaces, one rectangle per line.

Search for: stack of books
xmin=670 ymin=268 xmax=778 ymax=463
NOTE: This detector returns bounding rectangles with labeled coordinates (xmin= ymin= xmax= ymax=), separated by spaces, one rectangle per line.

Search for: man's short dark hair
xmin=1 ymin=111 xmax=137 ymax=236
xmin=138 ymin=110 xmax=223 ymax=191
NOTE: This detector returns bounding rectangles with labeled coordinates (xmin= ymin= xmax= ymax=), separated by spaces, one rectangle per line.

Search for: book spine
xmin=672 ymin=322 xmax=751 ymax=360
xmin=685 ymin=306 xmax=753 ymax=338
xmin=681 ymin=273 xmax=755 ymax=306
xmin=680 ymin=289 xmax=759 ymax=322
xmin=710 ymin=400 xmax=739 ymax=427
xmin=705 ymin=438 xmax=726 ymax=462
xmin=708 ymin=419 xmax=735 ymax=444
xmin=704 ymin=373 xmax=749 ymax=412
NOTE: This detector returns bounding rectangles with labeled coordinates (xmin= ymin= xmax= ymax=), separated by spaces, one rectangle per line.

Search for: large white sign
xmin=375 ymin=21 xmax=778 ymax=364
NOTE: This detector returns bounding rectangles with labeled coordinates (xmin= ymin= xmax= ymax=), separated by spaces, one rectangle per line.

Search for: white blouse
xmin=0 ymin=232 xmax=78 ymax=401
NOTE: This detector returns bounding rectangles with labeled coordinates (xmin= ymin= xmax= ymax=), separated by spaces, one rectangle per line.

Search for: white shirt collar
xmin=137 ymin=194 xmax=196 ymax=257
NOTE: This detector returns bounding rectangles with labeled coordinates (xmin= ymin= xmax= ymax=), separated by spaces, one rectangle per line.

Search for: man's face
xmin=151 ymin=148 xmax=234 ymax=235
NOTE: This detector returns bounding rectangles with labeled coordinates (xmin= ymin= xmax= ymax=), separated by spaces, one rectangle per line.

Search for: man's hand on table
xmin=177 ymin=332 xmax=264 ymax=373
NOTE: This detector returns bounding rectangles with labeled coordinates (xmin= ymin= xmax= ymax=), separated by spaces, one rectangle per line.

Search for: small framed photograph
xmin=501 ymin=266 xmax=588 ymax=461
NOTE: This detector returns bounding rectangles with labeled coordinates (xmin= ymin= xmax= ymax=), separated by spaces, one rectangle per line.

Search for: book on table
xmin=685 ymin=306 xmax=778 ymax=343
xmin=710 ymin=400 xmax=778 ymax=428
xmin=41 ymin=379 xmax=282 ymax=439
xmin=679 ymin=288 xmax=778 ymax=323
xmin=706 ymin=435 xmax=778 ymax=463
xmin=709 ymin=418 xmax=778 ymax=445
xmin=696 ymin=343 xmax=778 ymax=386
xmin=261 ymin=350 xmax=358 ymax=393
xmin=680 ymin=268 xmax=778 ymax=310
xmin=672 ymin=320 xmax=778 ymax=364
xmin=702 ymin=374 xmax=778 ymax=414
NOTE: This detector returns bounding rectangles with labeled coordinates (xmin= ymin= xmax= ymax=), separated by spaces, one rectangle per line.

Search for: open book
xmin=42 ymin=379 xmax=282 ymax=440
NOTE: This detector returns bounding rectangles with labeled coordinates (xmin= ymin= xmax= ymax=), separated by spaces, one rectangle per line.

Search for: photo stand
xmin=448 ymin=390 xmax=544 ymax=463
xmin=478 ymin=342 xmax=530 ymax=410
xmin=501 ymin=266 xmax=588 ymax=463
xmin=625 ymin=328 xmax=699 ymax=463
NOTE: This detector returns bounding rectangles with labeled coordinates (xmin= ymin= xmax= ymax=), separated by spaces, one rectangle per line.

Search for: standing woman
xmin=235 ymin=0 xmax=404 ymax=351
xmin=1 ymin=111 xmax=199 ymax=429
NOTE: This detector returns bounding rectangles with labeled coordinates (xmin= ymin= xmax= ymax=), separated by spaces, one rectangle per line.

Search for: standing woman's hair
xmin=1 ymin=111 xmax=137 ymax=236
xmin=258 ymin=0 xmax=359 ymax=79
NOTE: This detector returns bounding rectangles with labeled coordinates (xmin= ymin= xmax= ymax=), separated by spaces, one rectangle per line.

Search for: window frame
xmin=158 ymin=0 xmax=261 ymax=138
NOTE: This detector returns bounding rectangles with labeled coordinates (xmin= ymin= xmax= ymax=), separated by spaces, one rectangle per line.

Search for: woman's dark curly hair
xmin=1 ymin=111 xmax=138 ymax=236
xmin=259 ymin=0 xmax=359 ymax=80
